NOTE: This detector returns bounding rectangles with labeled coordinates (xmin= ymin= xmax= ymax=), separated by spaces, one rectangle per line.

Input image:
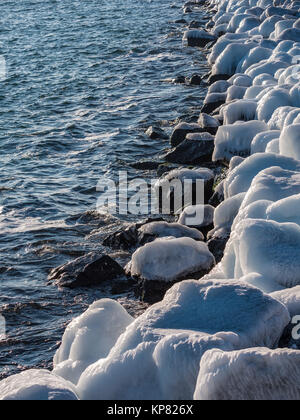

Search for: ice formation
xmin=138 ymin=221 xmax=204 ymax=241
xmin=195 ymin=348 xmax=300 ymax=400
xmin=178 ymin=204 xmax=215 ymax=228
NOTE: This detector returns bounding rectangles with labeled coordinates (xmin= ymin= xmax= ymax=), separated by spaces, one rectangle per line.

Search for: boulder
xmin=183 ymin=30 xmax=216 ymax=48
xmin=198 ymin=113 xmax=220 ymax=135
xmin=165 ymin=132 xmax=214 ymax=165
xmin=48 ymin=253 xmax=124 ymax=288
xmin=145 ymin=126 xmax=168 ymax=140
xmin=170 ymin=122 xmax=203 ymax=147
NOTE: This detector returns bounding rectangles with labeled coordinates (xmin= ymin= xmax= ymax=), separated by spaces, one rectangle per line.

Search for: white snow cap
xmin=53 ymin=299 xmax=133 ymax=384
xmin=178 ymin=204 xmax=215 ymax=228
xmin=195 ymin=347 xmax=300 ymax=400
xmin=138 ymin=221 xmax=204 ymax=241
xmin=0 ymin=370 xmax=79 ymax=400
xmin=279 ymin=124 xmax=300 ymax=160
xmin=126 ymin=237 xmax=215 ymax=282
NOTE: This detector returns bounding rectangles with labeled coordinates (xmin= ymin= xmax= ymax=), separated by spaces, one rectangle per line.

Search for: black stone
xmin=172 ymin=75 xmax=186 ymax=84
xmin=207 ymin=74 xmax=231 ymax=85
xmin=145 ymin=126 xmax=169 ymax=140
xmin=48 ymin=253 xmax=125 ymax=288
xmin=207 ymin=236 xmax=228 ymax=264
xmin=131 ymin=161 xmax=161 ymax=170
xmin=201 ymin=100 xmax=226 ymax=115
xmin=170 ymin=123 xmax=203 ymax=148
xmin=189 ymin=74 xmax=202 ymax=85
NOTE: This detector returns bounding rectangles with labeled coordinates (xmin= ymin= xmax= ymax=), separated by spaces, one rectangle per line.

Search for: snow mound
xmin=195 ymin=348 xmax=300 ymax=400
xmin=221 ymin=100 xmax=257 ymax=125
xmin=224 ymin=153 xmax=300 ymax=199
xmin=223 ymin=218 xmax=300 ymax=289
xmin=271 ymin=286 xmax=300 ymax=317
xmin=126 ymin=237 xmax=215 ymax=282
xmin=265 ymin=138 xmax=280 ymax=153
xmin=213 ymin=121 xmax=268 ymax=162
xmin=178 ymin=204 xmax=215 ymax=229
xmin=279 ymin=124 xmax=300 ymax=160
xmin=53 ymin=299 xmax=133 ymax=384
xmin=0 ymin=370 xmax=78 ymax=400
xmin=212 ymin=42 xmax=257 ymax=76
xmin=76 ymin=279 xmax=289 ymax=400
xmin=251 ymin=130 xmax=280 ymax=154
xmin=138 ymin=221 xmax=204 ymax=241
xmin=257 ymin=88 xmax=292 ymax=123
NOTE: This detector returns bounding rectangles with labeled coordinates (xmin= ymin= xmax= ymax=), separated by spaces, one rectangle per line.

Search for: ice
xmin=0 ymin=370 xmax=78 ymax=400
xmin=222 ymin=218 xmax=300 ymax=289
xmin=271 ymin=286 xmax=300 ymax=317
xmin=209 ymin=192 xmax=246 ymax=239
xmin=246 ymin=60 xmax=289 ymax=79
xmin=221 ymin=100 xmax=257 ymax=125
xmin=278 ymin=28 xmax=300 ymax=42
xmin=212 ymin=42 xmax=257 ymax=76
xmin=251 ymin=130 xmax=280 ymax=154
xmin=208 ymin=80 xmax=230 ymax=94
xmin=76 ymin=279 xmax=289 ymax=400
xmin=226 ymin=85 xmax=247 ymax=101
xmin=266 ymin=193 xmax=300 ymax=225
xmin=279 ymin=124 xmax=300 ymax=160
xmin=213 ymin=121 xmax=268 ymax=162
xmin=236 ymin=47 xmax=273 ymax=73
xmin=138 ymin=221 xmax=204 ymax=241
xmin=265 ymin=138 xmax=280 ymax=153
xmin=268 ymin=106 xmax=296 ymax=130
xmin=178 ymin=204 xmax=215 ymax=229
xmin=53 ymin=299 xmax=133 ymax=384
xmin=258 ymin=16 xmax=284 ymax=38
xmin=194 ymin=348 xmax=300 ymax=400
xmin=275 ymin=20 xmax=296 ymax=38
xmin=126 ymin=237 xmax=215 ymax=282
xmin=257 ymin=88 xmax=292 ymax=122
xmin=229 ymin=74 xmax=253 ymax=87
xmin=237 ymin=17 xmax=261 ymax=33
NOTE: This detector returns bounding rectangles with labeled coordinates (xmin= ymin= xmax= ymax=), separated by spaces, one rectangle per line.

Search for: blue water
xmin=0 ymin=0 xmax=208 ymax=378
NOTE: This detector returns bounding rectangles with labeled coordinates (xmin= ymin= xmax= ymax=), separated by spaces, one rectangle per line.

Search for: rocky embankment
xmin=1 ymin=0 xmax=300 ymax=400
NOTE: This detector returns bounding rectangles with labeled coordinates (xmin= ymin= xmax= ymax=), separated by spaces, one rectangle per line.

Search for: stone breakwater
xmin=1 ymin=0 xmax=300 ymax=400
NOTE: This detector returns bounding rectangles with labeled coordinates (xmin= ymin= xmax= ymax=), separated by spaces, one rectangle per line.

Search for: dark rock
xmin=279 ymin=322 xmax=300 ymax=350
xmin=145 ymin=126 xmax=169 ymax=140
xmin=209 ymin=180 xmax=225 ymax=207
xmin=164 ymin=132 xmax=214 ymax=165
xmin=184 ymin=30 xmax=216 ymax=48
xmin=170 ymin=122 xmax=203 ymax=148
xmin=131 ymin=161 xmax=161 ymax=170
xmin=208 ymin=74 xmax=231 ymax=85
xmin=189 ymin=21 xmax=203 ymax=29
xmin=172 ymin=75 xmax=186 ymax=84
xmin=48 ymin=253 xmax=125 ymax=288
xmin=207 ymin=236 xmax=228 ymax=263
xmin=103 ymin=218 xmax=165 ymax=251
xmin=189 ymin=74 xmax=202 ymax=85
xmin=201 ymin=100 xmax=226 ymax=115
xmin=198 ymin=113 xmax=220 ymax=135
xmin=175 ymin=19 xmax=187 ymax=24
xmin=157 ymin=163 xmax=179 ymax=177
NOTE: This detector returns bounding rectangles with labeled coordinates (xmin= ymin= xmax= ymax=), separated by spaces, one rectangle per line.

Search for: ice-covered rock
xmin=53 ymin=299 xmax=133 ymax=384
xmin=212 ymin=42 xmax=257 ymax=76
xmin=0 ymin=370 xmax=79 ymax=400
xmin=213 ymin=121 xmax=268 ymax=162
xmin=257 ymin=88 xmax=292 ymax=123
xmin=197 ymin=113 xmax=220 ymax=135
xmin=251 ymin=130 xmax=280 ymax=154
xmin=170 ymin=122 xmax=203 ymax=148
xmin=126 ymin=237 xmax=215 ymax=283
xmin=201 ymin=93 xmax=227 ymax=114
xmin=221 ymin=100 xmax=257 ymax=125
xmin=178 ymin=204 xmax=215 ymax=231
xmin=279 ymin=124 xmax=300 ymax=160
xmin=76 ymin=279 xmax=289 ymax=400
xmin=195 ymin=348 xmax=300 ymax=400
xmin=183 ymin=30 xmax=216 ymax=48
xmin=271 ymin=286 xmax=300 ymax=318
xmin=266 ymin=138 xmax=280 ymax=153
xmin=137 ymin=221 xmax=204 ymax=242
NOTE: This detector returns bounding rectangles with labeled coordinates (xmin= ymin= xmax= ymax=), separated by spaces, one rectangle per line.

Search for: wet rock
xmin=164 ymin=132 xmax=214 ymax=165
xmin=184 ymin=6 xmax=193 ymax=13
xmin=175 ymin=19 xmax=187 ymax=24
xmin=207 ymin=236 xmax=229 ymax=264
xmin=189 ymin=74 xmax=202 ymax=85
xmin=209 ymin=179 xmax=225 ymax=207
xmin=48 ymin=253 xmax=125 ymax=288
xmin=145 ymin=126 xmax=168 ymax=140
xmin=183 ymin=30 xmax=216 ymax=48
xmin=201 ymin=97 xmax=226 ymax=115
xmin=208 ymin=74 xmax=231 ymax=85
xmin=170 ymin=122 xmax=203 ymax=147
xmin=172 ymin=75 xmax=186 ymax=84
xmin=103 ymin=218 xmax=165 ymax=251
xmin=189 ymin=21 xmax=203 ymax=29
xmin=131 ymin=161 xmax=161 ymax=170
xmin=198 ymin=113 xmax=220 ymax=135
xmin=157 ymin=163 xmax=179 ymax=177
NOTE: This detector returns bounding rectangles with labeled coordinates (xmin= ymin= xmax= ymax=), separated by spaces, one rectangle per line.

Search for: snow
xmin=279 ymin=124 xmax=300 ymax=159
xmin=265 ymin=138 xmax=280 ymax=153
xmin=0 ymin=370 xmax=78 ymax=400
xmin=208 ymin=80 xmax=230 ymax=94
xmin=251 ymin=130 xmax=280 ymax=154
xmin=209 ymin=193 xmax=246 ymax=239
xmin=213 ymin=121 xmax=268 ymax=162
xmin=126 ymin=237 xmax=215 ymax=282
xmin=138 ymin=221 xmax=204 ymax=241
xmin=53 ymin=299 xmax=133 ymax=384
xmin=271 ymin=286 xmax=300 ymax=317
xmin=212 ymin=42 xmax=257 ymax=76
xmin=194 ymin=348 xmax=300 ymax=400
xmin=278 ymin=28 xmax=300 ymax=42
xmin=222 ymin=218 xmax=300 ymax=289
xmin=226 ymin=85 xmax=247 ymax=101
xmin=221 ymin=100 xmax=257 ymax=125
xmin=268 ymin=106 xmax=296 ymax=130
xmin=178 ymin=204 xmax=215 ymax=229
xmin=236 ymin=47 xmax=273 ymax=73
xmin=76 ymin=279 xmax=289 ymax=400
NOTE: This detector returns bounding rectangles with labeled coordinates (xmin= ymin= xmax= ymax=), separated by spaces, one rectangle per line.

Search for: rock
xmin=103 ymin=218 xmax=165 ymax=250
xmin=170 ymin=122 xmax=203 ymax=147
xmin=175 ymin=19 xmax=187 ymax=24
xmin=207 ymin=236 xmax=229 ymax=264
xmin=48 ymin=252 xmax=125 ymax=288
xmin=209 ymin=179 xmax=225 ymax=207
xmin=164 ymin=132 xmax=215 ymax=165
xmin=178 ymin=204 xmax=215 ymax=237
xmin=207 ymin=74 xmax=231 ymax=85
xmin=131 ymin=161 xmax=161 ymax=170
xmin=189 ymin=21 xmax=204 ymax=29
xmin=172 ymin=75 xmax=186 ymax=84
xmin=157 ymin=163 xmax=179 ymax=177
xmin=201 ymin=98 xmax=226 ymax=115
xmin=189 ymin=74 xmax=202 ymax=85
xmin=183 ymin=30 xmax=216 ymax=48
xmin=198 ymin=113 xmax=220 ymax=135
xmin=126 ymin=237 xmax=216 ymax=303
xmin=154 ymin=167 xmax=215 ymax=213
xmin=145 ymin=126 xmax=168 ymax=140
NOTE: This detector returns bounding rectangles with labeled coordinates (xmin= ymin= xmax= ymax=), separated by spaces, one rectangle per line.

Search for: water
xmin=0 ymin=0 xmax=209 ymax=378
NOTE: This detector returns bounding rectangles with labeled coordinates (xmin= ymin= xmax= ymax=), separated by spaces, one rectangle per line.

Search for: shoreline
xmin=1 ymin=0 xmax=300 ymax=400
